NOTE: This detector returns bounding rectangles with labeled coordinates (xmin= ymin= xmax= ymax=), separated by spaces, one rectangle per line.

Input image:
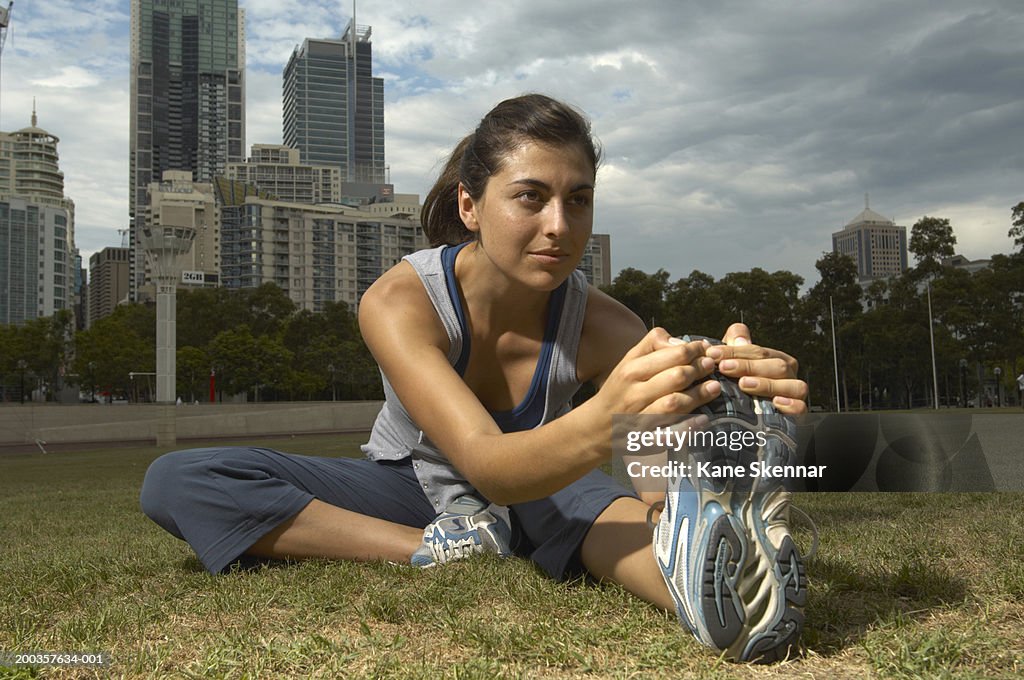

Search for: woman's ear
xmin=458 ymin=183 xmax=480 ymax=234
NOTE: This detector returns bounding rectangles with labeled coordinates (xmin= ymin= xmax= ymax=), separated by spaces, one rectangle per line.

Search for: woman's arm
xmin=359 ymin=268 xmax=719 ymax=506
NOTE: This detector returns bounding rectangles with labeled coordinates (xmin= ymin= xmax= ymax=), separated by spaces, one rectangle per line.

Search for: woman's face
xmin=458 ymin=141 xmax=595 ymax=291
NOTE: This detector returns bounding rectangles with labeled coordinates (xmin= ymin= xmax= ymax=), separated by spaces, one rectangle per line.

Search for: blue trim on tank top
xmin=441 ymin=241 xmax=567 ymax=433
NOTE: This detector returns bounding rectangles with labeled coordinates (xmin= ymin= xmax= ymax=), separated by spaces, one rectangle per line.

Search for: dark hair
xmin=422 ymin=94 xmax=602 ymax=247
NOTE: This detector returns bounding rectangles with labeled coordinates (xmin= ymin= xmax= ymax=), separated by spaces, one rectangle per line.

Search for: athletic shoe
xmin=410 ymin=495 xmax=512 ymax=568
xmin=652 ymin=335 xmax=814 ymax=663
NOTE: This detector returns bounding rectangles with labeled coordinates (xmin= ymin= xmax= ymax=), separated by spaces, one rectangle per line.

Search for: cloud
xmin=1 ymin=0 xmax=1020 ymax=289
xmin=30 ymin=66 xmax=101 ymax=89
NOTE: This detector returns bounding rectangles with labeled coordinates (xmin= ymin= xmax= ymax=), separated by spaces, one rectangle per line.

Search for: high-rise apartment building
xmin=832 ymin=200 xmax=908 ymax=283
xmin=225 ymin=144 xmax=342 ymax=204
xmin=0 ymin=111 xmax=77 ymax=324
xmin=216 ymin=182 xmax=425 ymax=311
xmin=283 ymin=21 xmax=386 ymax=184
xmin=88 ymin=247 xmax=131 ymax=326
xmin=578 ymin=233 xmax=612 ymax=288
xmin=129 ymin=0 xmax=245 ymax=299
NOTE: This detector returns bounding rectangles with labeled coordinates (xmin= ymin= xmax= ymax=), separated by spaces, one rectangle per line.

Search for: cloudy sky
xmin=4 ymin=0 xmax=1022 ymax=289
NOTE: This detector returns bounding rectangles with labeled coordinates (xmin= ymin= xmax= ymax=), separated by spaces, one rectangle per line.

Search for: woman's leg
xmin=579 ymin=496 xmax=674 ymax=610
xmin=247 ymin=498 xmax=422 ymax=563
xmin=140 ymin=447 xmax=434 ymax=572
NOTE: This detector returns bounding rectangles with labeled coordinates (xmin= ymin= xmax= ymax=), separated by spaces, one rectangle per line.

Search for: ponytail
xmin=422 ymin=136 xmax=475 ymax=247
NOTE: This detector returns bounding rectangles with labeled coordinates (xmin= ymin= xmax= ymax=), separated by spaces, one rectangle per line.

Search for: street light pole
xmin=830 ymin=296 xmax=841 ymax=413
xmin=927 ymin=282 xmax=939 ymax=409
xmin=995 ymin=366 xmax=1002 ymax=408
xmin=959 ymin=358 xmax=967 ymax=408
xmin=17 ymin=359 xmax=26 ymax=404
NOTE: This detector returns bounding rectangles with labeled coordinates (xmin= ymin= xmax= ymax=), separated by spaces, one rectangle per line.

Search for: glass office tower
xmin=129 ymin=0 xmax=245 ymax=299
xmin=283 ymin=21 xmax=386 ymax=184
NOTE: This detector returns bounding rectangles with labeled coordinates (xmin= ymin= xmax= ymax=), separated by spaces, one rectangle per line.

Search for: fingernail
xmin=774 ymin=396 xmax=793 ymax=406
xmin=734 ymin=337 xmax=750 ymax=346
xmin=705 ymin=347 xmax=723 ymax=359
xmin=700 ymin=357 xmax=715 ymax=371
xmin=720 ymin=359 xmax=738 ymax=371
xmin=668 ymin=337 xmax=685 ymax=345
xmin=739 ymin=377 xmax=757 ymax=388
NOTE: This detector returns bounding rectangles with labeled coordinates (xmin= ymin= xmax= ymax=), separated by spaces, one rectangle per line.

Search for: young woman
xmin=141 ymin=93 xmax=809 ymax=663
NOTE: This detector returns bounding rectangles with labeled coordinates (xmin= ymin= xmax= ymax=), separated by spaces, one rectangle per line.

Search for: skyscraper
xmin=0 ymin=110 xmax=76 ymax=324
xmin=283 ymin=20 xmax=386 ymax=184
xmin=88 ymin=247 xmax=131 ymax=327
xmin=129 ymin=0 xmax=245 ymax=298
xmin=831 ymin=198 xmax=908 ymax=283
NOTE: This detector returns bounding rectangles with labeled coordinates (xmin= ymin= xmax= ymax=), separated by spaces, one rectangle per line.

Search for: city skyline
xmin=1 ymin=1 xmax=1021 ymax=292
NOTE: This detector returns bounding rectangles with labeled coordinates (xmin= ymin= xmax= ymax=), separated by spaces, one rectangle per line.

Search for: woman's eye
xmin=517 ymin=191 xmax=542 ymax=202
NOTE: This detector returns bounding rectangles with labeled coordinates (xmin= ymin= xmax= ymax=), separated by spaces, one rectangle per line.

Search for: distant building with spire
xmin=0 ymin=106 xmax=78 ymax=324
xmin=831 ymin=196 xmax=908 ymax=283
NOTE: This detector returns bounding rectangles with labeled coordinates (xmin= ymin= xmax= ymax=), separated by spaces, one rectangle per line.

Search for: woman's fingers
xmin=706 ymin=343 xmax=799 ymax=378
xmin=737 ymin=376 xmax=809 ymax=408
xmin=705 ymin=339 xmax=807 ymax=412
xmin=641 ymin=379 xmax=722 ymax=415
xmin=721 ymin=322 xmax=752 ymax=346
xmin=620 ymin=330 xmax=709 ymax=384
xmin=605 ymin=328 xmax=722 ymax=415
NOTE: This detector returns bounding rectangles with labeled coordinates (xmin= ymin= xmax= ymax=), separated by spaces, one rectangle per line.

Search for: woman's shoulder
xmin=359 ymin=261 xmax=448 ymax=347
xmin=361 ymin=260 xmax=422 ymax=308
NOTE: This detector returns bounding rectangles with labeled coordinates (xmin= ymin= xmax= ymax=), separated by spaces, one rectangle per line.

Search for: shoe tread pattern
xmin=678 ymin=335 xmax=806 ymax=664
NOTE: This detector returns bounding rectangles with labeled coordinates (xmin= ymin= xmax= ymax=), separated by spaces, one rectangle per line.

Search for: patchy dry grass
xmin=1 ymin=434 xmax=1022 ymax=678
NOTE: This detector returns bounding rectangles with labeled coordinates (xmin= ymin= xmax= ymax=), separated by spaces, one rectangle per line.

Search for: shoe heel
xmin=701 ymin=514 xmax=747 ymax=649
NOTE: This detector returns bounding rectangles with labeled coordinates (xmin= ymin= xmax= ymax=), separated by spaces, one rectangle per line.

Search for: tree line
xmin=0 ymin=284 xmax=382 ymax=403
xmin=2 ymin=203 xmax=1022 ymax=408
xmin=602 ymin=207 xmax=1024 ymax=409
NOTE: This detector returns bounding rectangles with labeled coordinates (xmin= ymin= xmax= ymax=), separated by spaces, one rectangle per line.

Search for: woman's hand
xmin=594 ymin=327 xmax=722 ymax=415
xmin=705 ymin=323 xmax=808 ymax=414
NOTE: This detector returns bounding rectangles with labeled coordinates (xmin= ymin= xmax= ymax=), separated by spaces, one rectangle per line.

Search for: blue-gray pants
xmin=139 ymin=447 xmax=635 ymax=579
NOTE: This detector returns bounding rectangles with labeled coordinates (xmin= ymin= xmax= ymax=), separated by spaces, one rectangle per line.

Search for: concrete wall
xmin=0 ymin=402 xmax=382 ymax=451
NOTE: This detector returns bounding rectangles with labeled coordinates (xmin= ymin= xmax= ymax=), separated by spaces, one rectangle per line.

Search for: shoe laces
xmin=763 ymin=489 xmax=819 ymax=560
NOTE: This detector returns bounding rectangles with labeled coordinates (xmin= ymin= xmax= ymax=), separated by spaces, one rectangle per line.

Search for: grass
xmin=1 ymin=434 xmax=1023 ymax=679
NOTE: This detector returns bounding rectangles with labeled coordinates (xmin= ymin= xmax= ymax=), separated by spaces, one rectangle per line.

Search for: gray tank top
xmin=360 ymin=242 xmax=590 ymax=512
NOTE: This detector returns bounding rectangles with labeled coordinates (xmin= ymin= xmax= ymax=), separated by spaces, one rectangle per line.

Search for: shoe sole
xmin=677 ymin=335 xmax=806 ymax=663
xmin=693 ymin=487 xmax=806 ymax=662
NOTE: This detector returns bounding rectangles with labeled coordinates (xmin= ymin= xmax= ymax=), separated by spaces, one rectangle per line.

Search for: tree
xmin=1010 ymin=201 xmax=1024 ymax=253
xmin=176 ymin=287 xmax=246 ymax=349
xmin=177 ymin=345 xmax=210 ymax=402
xmin=712 ymin=268 xmax=806 ymax=352
xmin=73 ymin=307 xmax=155 ymax=401
xmin=244 ymin=283 xmax=297 ymax=337
xmin=909 ymin=216 xmax=956 ymax=278
xmin=663 ymin=270 xmax=729 ymax=337
xmin=10 ymin=311 xmax=75 ymax=400
xmin=208 ymin=325 xmax=293 ymax=401
xmin=600 ymin=268 xmax=670 ymax=328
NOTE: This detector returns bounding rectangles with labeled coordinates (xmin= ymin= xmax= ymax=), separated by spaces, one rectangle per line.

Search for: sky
xmin=3 ymin=0 xmax=1022 ymax=290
